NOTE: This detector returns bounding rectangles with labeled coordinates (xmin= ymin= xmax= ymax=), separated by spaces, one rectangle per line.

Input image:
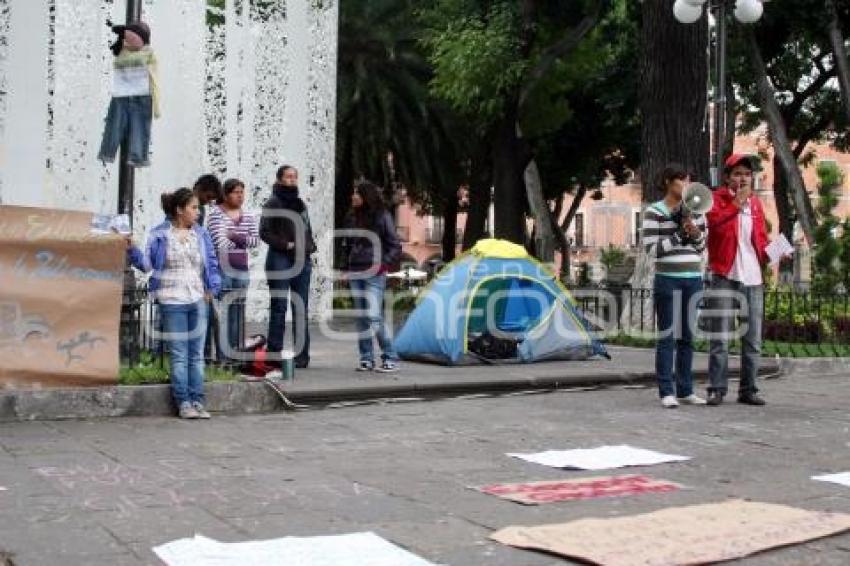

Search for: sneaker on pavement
xmin=661 ymin=395 xmax=679 ymax=409
xmin=707 ymin=391 xmax=725 ymax=406
xmin=678 ymin=394 xmax=707 ymax=405
xmin=179 ymin=401 xmax=199 ymax=419
xmin=356 ymin=360 xmax=374 ymax=372
xmin=192 ymin=402 xmax=211 ymax=419
xmin=375 ymin=360 xmax=399 ymax=373
xmin=265 ymin=368 xmax=283 ymax=380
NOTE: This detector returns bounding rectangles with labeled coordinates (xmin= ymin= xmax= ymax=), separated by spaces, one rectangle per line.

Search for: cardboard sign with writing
xmin=0 ymin=205 xmax=125 ymax=387
xmin=477 ymin=475 xmax=681 ymax=505
xmin=491 ymin=499 xmax=850 ymax=566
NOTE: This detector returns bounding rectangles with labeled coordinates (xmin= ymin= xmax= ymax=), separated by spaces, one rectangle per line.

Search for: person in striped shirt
xmin=641 ymin=164 xmax=707 ymax=409
xmin=207 ymin=178 xmax=259 ymax=361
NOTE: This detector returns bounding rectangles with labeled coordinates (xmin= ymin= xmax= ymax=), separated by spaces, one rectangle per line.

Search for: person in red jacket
xmin=705 ymin=154 xmax=769 ymax=406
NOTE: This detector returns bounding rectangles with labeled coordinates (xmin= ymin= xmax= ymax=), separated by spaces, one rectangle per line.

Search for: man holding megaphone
xmin=705 ymin=154 xmax=769 ymax=407
xmin=642 ymin=164 xmax=710 ymax=409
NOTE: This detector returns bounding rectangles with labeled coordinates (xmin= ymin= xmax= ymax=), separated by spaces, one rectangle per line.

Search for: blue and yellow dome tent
xmin=394 ymin=239 xmax=608 ymax=365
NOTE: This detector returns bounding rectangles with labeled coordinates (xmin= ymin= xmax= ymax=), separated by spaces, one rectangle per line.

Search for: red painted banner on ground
xmin=476 ymin=474 xmax=681 ymax=505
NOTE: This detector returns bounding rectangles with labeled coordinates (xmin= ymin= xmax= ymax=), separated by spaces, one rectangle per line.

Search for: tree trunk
xmin=441 ymin=191 xmax=458 ymax=262
xmin=772 ymin=155 xmax=796 ymax=281
xmin=827 ymin=0 xmax=850 ymax=124
xmin=335 ymin=133 xmax=354 ymax=227
xmin=524 ymin=158 xmax=556 ymax=262
xmin=560 ymin=186 xmax=587 ymax=235
xmin=639 ymin=0 xmax=710 ymax=201
xmin=550 ymin=195 xmax=570 ymax=280
xmin=558 ymin=186 xmax=588 ymax=281
xmin=772 ymin=156 xmax=794 ymax=241
xmin=462 ymin=158 xmax=492 ymax=250
xmin=746 ymin=31 xmax=816 ymax=245
xmin=492 ymin=105 xmax=528 ymax=244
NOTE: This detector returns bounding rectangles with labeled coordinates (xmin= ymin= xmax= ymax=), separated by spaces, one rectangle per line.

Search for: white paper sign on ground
xmin=153 ymin=532 xmax=439 ymax=566
xmin=766 ymin=233 xmax=794 ymax=266
xmin=813 ymin=472 xmax=850 ymax=487
xmin=507 ymin=445 xmax=690 ymax=470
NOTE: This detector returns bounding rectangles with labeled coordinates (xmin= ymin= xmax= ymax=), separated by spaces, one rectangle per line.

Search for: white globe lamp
xmin=734 ymin=0 xmax=764 ymax=24
xmin=673 ymin=0 xmax=703 ymax=24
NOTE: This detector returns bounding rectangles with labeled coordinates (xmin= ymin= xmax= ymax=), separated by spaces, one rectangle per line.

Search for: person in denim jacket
xmin=128 ymin=188 xmax=222 ymax=419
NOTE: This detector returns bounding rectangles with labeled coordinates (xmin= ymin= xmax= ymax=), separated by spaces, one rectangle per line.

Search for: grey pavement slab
xmin=2 ymin=370 xmax=849 ymax=564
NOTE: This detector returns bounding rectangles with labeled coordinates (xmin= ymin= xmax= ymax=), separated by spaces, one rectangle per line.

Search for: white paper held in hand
xmin=766 ymin=233 xmax=794 ymax=266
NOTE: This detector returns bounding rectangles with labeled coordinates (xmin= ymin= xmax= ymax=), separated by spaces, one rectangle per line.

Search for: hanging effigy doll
xmin=98 ymin=21 xmax=161 ymax=167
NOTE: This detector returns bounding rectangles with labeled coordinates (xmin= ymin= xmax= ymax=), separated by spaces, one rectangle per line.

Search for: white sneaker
xmin=661 ymin=395 xmax=679 ymax=409
xmin=375 ymin=360 xmax=399 ymax=373
xmin=678 ymin=394 xmax=707 ymax=405
xmin=179 ymin=401 xmax=200 ymax=419
xmin=192 ymin=402 xmax=211 ymax=419
xmin=265 ymin=369 xmax=283 ymax=380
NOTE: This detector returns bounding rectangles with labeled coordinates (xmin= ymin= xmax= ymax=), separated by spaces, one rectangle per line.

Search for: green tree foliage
xmin=422 ymin=2 xmax=527 ymax=124
xmin=533 ymin=0 xmax=639 ymax=194
xmin=731 ymin=1 xmax=850 ymax=240
xmin=420 ymin=0 xmax=637 ymax=249
xmin=336 ymin=0 xmax=463 ymax=227
xmin=812 ymin=161 xmax=846 ymax=293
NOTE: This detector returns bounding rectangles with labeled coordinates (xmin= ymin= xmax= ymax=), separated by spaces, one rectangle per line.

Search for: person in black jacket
xmin=260 ymin=165 xmax=317 ymax=371
xmin=343 ymin=181 xmax=402 ymax=372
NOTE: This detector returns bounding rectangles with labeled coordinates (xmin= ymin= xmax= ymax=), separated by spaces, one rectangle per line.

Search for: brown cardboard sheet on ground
xmin=0 ymin=205 xmax=125 ymax=387
xmin=491 ymin=499 xmax=850 ymax=566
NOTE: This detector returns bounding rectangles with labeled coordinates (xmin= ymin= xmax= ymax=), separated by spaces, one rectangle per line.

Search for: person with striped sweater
xmin=641 ymin=164 xmax=708 ymax=409
xmin=207 ymin=179 xmax=259 ymax=361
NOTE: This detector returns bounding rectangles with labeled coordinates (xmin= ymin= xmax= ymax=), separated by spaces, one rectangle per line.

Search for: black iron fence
xmin=121 ymin=287 xmax=248 ymax=369
xmin=120 ymin=285 xmax=850 ymax=369
xmin=571 ymin=285 xmax=850 ymax=358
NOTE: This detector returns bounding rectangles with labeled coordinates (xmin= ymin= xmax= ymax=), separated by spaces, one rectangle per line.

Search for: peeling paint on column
xmin=0 ymin=0 xmax=338 ymax=321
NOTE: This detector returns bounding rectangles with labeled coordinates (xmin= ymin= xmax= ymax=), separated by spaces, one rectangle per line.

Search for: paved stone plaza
xmin=1 ymin=368 xmax=850 ymax=565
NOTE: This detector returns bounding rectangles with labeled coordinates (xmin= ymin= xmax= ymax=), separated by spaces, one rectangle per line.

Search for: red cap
xmin=724 ymin=153 xmax=755 ymax=171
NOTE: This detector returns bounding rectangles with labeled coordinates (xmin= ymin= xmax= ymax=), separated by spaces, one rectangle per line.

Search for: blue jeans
xmin=654 ymin=275 xmax=703 ymax=398
xmin=708 ymin=276 xmax=764 ymax=396
xmin=349 ymin=274 xmax=398 ymax=363
xmin=218 ymin=273 xmax=250 ymax=361
xmin=98 ymin=95 xmax=152 ymax=166
xmin=160 ymin=301 xmax=207 ymax=407
xmin=266 ymin=251 xmax=311 ymax=365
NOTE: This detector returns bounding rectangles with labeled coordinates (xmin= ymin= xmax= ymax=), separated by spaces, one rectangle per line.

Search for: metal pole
xmin=117 ymin=0 xmax=142 ymax=226
xmin=711 ymin=0 xmax=728 ymax=186
xmin=119 ymin=0 xmax=142 ymax=365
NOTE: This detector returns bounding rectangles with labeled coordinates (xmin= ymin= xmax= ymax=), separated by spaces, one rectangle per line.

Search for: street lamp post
xmin=673 ymin=0 xmax=766 ymax=186
xmin=119 ymin=0 xmax=143 ymax=365
xmin=118 ymin=0 xmax=143 ymax=227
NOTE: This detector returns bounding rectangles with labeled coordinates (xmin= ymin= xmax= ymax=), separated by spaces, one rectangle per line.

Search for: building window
xmin=632 ymin=209 xmax=643 ymax=246
xmin=573 ymin=213 xmax=584 ymax=248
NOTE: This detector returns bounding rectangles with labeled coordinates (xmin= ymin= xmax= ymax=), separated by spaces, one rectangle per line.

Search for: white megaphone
xmin=682 ymin=182 xmax=713 ymax=216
